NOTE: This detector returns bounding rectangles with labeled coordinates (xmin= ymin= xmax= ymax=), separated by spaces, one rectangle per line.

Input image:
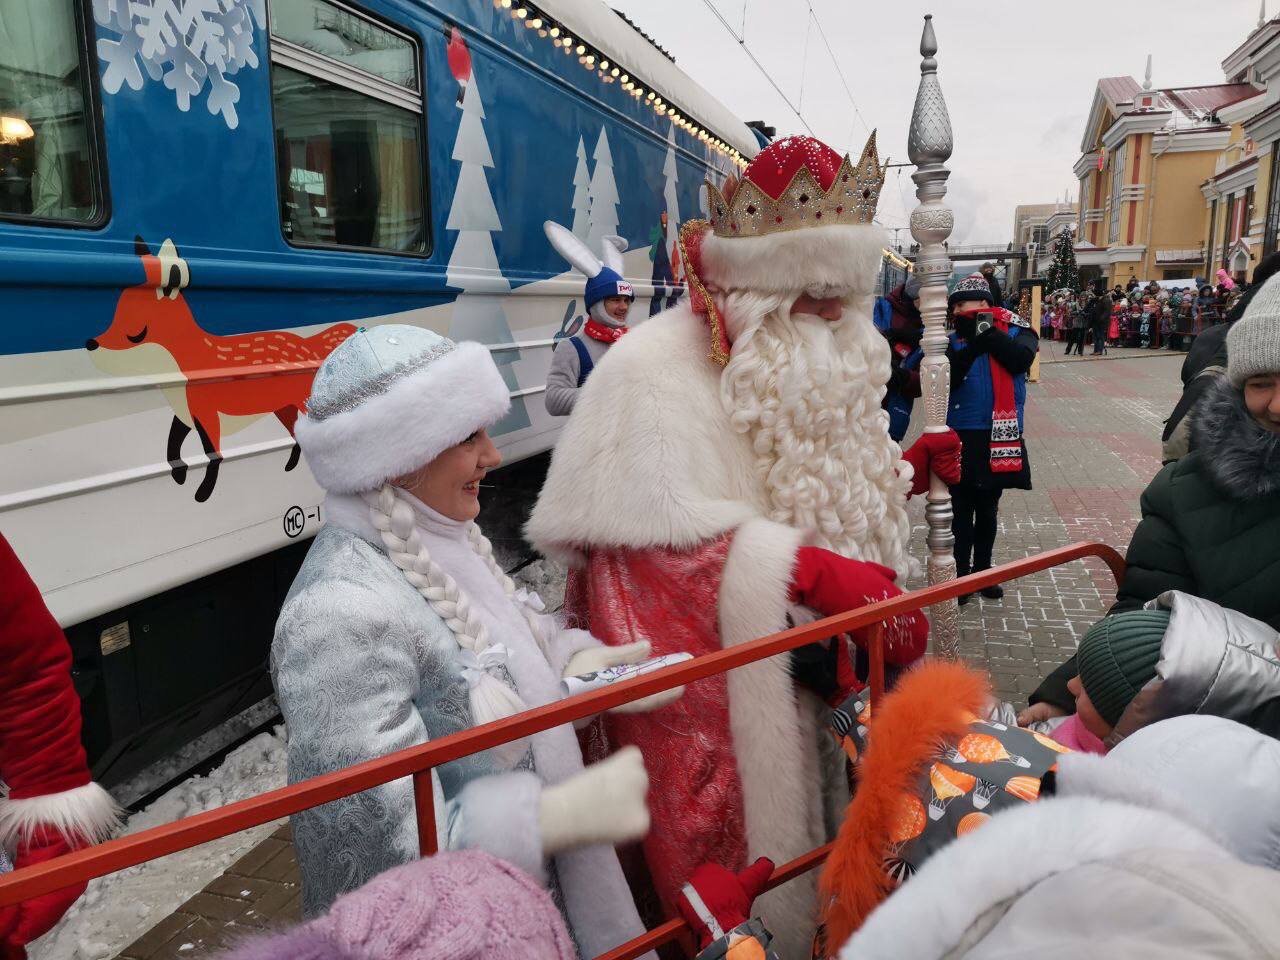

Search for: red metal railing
xmin=0 ymin=541 xmax=1125 ymax=957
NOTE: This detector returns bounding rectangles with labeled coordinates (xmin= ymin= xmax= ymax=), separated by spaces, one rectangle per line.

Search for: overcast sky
xmin=609 ymin=0 xmax=1265 ymax=243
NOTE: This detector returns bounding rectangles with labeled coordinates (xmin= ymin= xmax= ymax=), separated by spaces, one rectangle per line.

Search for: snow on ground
xmin=109 ymin=697 xmax=281 ymax=809
xmin=29 ymin=729 xmax=288 ymax=960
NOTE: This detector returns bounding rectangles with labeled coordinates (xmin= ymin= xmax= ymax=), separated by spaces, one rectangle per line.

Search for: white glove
xmin=539 ymin=746 xmax=650 ymax=855
xmin=562 ymin=640 xmax=684 ymax=713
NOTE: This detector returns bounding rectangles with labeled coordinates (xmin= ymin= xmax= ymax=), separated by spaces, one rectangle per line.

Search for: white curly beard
xmin=719 ymin=291 xmax=915 ymax=580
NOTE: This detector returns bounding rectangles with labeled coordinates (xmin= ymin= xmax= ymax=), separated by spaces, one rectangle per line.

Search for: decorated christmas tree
xmin=1044 ymin=228 xmax=1081 ymax=295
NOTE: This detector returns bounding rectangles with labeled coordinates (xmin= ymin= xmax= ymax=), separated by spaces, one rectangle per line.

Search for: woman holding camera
xmin=945 ymin=273 xmax=1039 ymax=603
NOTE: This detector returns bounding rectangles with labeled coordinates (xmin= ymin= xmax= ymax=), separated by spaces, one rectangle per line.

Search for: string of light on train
xmin=493 ymin=0 xmax=748 ymax=168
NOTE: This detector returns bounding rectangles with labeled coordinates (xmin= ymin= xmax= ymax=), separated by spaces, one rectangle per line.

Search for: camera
xmin=975 ymin=311 xmax=995 ymax=336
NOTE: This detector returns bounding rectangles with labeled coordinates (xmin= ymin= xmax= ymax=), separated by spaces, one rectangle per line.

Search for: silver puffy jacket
xmin=1110 ymin=591 xmax=1280 ymax=743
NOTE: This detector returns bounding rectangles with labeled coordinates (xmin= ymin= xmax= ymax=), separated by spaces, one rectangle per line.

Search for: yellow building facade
xmin=1074 ymin=77 xmax=1256 ymax=287
xmin=1200 ymin=17 xmax=1280 ymax=283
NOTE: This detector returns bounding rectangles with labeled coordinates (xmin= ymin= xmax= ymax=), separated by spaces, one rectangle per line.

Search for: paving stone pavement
xmin=904 ymin=347 xmax=1185 ymax=706
xmin=113 ymin=346 xmax=1187 ymax=957
xmin=115 ymin=824 xmax=300 ymax=959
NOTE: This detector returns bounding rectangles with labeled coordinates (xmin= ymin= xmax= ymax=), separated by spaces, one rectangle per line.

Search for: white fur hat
xmin=295 ymin=325 xmax=510 ymax=494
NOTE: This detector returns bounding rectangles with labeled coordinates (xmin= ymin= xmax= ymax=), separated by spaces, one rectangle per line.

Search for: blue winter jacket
xmin=947 ymin=324 xmax=1035 ymax=431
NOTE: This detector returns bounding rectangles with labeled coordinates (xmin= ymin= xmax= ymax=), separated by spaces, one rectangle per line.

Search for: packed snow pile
xmin=514 ymin=558 xmax=567 ymax=613
xmin=29 ymin=728 xmax=287 ymax=960
xmin=110 ymin=697 xmax=280 ymax=809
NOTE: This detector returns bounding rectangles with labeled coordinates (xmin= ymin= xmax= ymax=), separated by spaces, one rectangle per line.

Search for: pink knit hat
xmin=219 ymin=851 xmax=575 ymax=960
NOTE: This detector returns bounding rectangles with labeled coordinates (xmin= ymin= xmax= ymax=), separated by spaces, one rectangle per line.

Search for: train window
xmin=269 ymin=0 xmax=427 ymax=254
xmin=0 ymin=1 xmax=105 ymax=224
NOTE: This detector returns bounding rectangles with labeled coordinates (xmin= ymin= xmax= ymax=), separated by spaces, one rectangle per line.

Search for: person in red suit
xmin=528 ymin=134 xmax=959 ymax=955
xmin=0 ymin=534 xmax=120 ymax=958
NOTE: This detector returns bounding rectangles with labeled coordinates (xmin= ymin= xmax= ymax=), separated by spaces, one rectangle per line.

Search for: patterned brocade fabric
xmin=567 ymin=537 xmax=746 ymax=914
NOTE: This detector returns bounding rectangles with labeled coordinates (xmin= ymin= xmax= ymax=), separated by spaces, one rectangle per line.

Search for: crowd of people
xmin=4 ymin=132 xmax=1280 ymax=960
xmin=1045 ymin=271 xmax=1248 ymax=355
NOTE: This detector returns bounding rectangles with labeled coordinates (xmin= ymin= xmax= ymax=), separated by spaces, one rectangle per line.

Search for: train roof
xmin=538 ymin=0 xmax=762 ymax=159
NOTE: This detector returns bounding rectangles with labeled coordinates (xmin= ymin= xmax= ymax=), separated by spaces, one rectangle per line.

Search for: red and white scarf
xmin=988 ymin=312 xmax=1023 ymax=474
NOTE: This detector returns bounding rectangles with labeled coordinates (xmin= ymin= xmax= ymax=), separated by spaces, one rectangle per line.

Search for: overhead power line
xmin=692 ymin=0 xmax=872 ymax=149
xmin=805 ymin=0 xmax=872 ymax=138
xmin=696 ymin=0 xmax=815 ymax=135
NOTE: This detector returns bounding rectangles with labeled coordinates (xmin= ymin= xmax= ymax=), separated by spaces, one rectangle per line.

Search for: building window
xmin=1265 ymin=146 xmax=1280 ymax=257
xmin=1206 ymin=198 xmax=1218 ymax=275
xmin=1108 ymin=144 xmax=1126 ymax=244
xmin=1032 ymin=225 xmax=1049 ymax=246
xmin=0 ymin=0 xmax=106 ymax=224
xmin=1244 ymin=185 xmax=1256 ymax=239
xmin=269 ymin=0 xmax=428 ymax=253
xmin=1222 ymin=196 xmax=1235 ymax=267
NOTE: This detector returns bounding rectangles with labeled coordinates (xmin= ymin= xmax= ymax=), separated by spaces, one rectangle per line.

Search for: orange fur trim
xmin=818 ymin=661 xmax=989 ymax=953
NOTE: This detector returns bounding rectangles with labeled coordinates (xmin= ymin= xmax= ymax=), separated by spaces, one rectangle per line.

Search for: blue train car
xmin=0 ymin=0 xmax=760 ymax=781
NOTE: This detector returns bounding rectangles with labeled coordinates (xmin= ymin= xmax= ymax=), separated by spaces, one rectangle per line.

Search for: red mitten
xmin=0 ymin=833 xmax=87 ymax=958
xmin=789 ymin=547 xmax=928 ymax=666
xmin=677 ymin=857 xmax=774 ymax=948
xmin=902 ymin=429 xmax=962 ymax=496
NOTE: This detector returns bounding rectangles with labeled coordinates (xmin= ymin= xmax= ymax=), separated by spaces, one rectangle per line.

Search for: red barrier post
xmin=413 ymin=770 xmax=437 ymax=857
xmin=867 ymin=622 xmax=885 ymax=706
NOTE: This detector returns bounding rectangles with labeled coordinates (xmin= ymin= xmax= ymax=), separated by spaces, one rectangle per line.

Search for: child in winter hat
xmin=217 ymin=850 xmax=575 ymax=960
xmin=1055 ymin=592 xmax=1280 ymax=752
xmin=1058 ymin=609 xmax=1171 ymax=752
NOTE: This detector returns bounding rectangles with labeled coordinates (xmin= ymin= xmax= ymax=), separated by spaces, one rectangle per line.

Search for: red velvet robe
xmin=567 ymin=536 xmax=748 ymax=915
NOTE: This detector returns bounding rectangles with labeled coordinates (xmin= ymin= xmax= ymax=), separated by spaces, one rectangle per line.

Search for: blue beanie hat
xmin=585 ymin=267 xmax=634 ymax=309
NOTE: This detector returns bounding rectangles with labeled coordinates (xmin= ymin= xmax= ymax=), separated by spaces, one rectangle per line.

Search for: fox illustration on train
xmin=85 ymin=237 xmax=356 ymax=502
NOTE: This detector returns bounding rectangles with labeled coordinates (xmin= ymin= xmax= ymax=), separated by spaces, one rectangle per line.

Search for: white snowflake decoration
xmin=93 ymin=0 xmax=267 ymax=130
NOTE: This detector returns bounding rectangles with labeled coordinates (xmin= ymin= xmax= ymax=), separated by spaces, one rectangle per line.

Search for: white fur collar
xmin=322 ymin=492 xmax=380 ymax=545
xmin=527 ymin=305 xmax=766 ymax=563
xmin=841 ymin=797 xmax=1226 ymax=960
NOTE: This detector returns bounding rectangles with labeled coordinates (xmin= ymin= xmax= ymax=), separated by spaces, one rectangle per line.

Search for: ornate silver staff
xmin=907 ymin=14 xmax=959 ymax=659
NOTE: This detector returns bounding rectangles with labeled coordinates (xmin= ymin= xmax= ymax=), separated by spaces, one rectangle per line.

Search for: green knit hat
xmin=1075 ymin=610 xmax=1172 ymax=728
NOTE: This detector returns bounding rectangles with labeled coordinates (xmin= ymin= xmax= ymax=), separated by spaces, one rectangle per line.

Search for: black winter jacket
xmin=1032 ymin=379 xmax=1280 ymax=710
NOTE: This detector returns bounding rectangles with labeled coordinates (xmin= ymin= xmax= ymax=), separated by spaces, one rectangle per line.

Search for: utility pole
xmin=907 ymin=14 xmax=959 ymax=659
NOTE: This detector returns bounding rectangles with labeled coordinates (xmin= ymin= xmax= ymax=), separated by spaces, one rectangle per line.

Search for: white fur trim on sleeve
xmin=718 ymin=517 xmax=823 ymax=959
xmin=542 ymin=627 xmax=601 ymax=680
xmin=453 ymin=770 xmax=545 ymax=885
xmin=700 ymin=223 xmax=887 ymax=297
xmin=0 ymin=781 xmax=121 ymax=846
xmin=295 ymin=341 xmax=511 ymax=495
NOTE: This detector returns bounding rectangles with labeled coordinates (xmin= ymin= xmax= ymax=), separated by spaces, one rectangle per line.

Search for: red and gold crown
xmin=705 ymin=133 xmax=886 ymax=239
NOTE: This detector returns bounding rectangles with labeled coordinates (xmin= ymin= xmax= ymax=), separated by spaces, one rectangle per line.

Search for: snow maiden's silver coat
xmin=271 ymin=514 xmax=646 ymax=957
